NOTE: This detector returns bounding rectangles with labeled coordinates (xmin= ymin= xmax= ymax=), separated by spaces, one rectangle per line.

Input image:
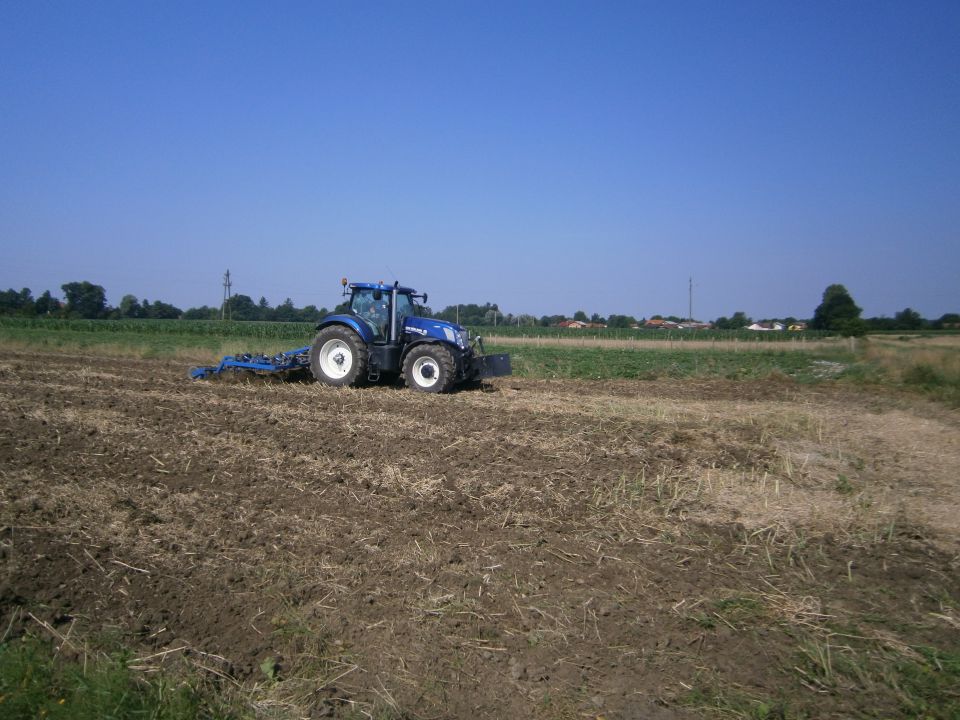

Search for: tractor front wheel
xmin=310 ymin=325 xmax=369 ymax=387
xmin=403 ymin=344 xmax=456 ymax=393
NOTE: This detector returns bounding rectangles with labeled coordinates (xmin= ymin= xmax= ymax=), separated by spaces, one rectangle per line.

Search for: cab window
xmin=394 ymin=293 xmax=414 ymax=320
xmin=350 ymin=288 xmax=388 ymax=339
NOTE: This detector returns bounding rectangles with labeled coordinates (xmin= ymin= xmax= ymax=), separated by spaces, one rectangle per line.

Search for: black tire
xmin=309 ymin=325 xmax=369 ymax=387
xmin=402 ymin=344 xmax=457 ymax=393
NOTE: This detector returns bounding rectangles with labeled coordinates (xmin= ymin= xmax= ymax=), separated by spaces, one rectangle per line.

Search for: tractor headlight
xmin=458 ymin=329 xmax=469 ymax=349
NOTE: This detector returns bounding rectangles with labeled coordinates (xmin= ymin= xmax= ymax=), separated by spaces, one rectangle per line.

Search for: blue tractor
xmin=191 ymin=279 xmax=511 ymax=393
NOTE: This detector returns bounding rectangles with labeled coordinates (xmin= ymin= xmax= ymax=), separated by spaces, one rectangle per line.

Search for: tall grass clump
xmin=860 ymin=336 xmax=960 ymax=405
xmin=0 ymin=635 xmax=243 ymax=720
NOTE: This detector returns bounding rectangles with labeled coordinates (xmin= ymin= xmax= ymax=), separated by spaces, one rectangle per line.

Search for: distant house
xmin=645 ymin=318 xmax=681 ymax=329
xmin=678 ymin=321 xmax=713 ymax=330
xmin=747 ymin=322 xmax=785 ymax=332
xmin=557 ymin=320 xmax=589 ymax=329
xmin=788 ymin=322 xmax=808 ymax=331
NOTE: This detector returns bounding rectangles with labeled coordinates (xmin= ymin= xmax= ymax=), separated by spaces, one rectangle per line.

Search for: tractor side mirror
xmin=423 ymin=293 xmax=428 ymax=304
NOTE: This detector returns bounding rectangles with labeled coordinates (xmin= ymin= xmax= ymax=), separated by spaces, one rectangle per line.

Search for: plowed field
xmin=2 ymin=350 xmax=958 ymax=718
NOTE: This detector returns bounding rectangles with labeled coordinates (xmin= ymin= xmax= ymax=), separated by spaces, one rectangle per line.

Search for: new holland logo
xmin=405 ymin=326 xmax=428 ymax=336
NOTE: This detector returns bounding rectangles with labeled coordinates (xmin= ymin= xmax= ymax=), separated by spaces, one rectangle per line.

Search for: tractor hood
xmin=402 ymin=316 xmax=470 ymax=350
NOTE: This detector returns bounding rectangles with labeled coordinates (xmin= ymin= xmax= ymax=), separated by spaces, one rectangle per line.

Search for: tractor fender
xmin=400 ymin=337 xmax=461 ymax=359
xmin=400 ymin=338 xmax=468 ymax=375
xmin=315 ymin=315 xmax=375 ymax=345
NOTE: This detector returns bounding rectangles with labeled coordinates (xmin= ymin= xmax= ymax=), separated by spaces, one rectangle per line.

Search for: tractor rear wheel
xmin=403 ymin=344 xmax=456 ymax=393
xmin=310 ymin=325 xmax=369 ymax=387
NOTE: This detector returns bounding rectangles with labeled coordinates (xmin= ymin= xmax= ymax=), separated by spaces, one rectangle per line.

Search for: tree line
xmin=0 ymin=282 xmax=330 ymax=322
xmin=1 ymin=281 xmax=956 ymax=332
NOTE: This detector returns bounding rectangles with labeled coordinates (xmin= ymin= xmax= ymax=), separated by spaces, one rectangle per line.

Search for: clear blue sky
xmin=1 ymin=1 xmax=957 ymax=320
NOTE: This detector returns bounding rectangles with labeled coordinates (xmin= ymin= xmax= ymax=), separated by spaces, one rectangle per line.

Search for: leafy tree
xmin=117 ymin=294 xmax=144 ymax=319
xmin=811 ymin=284 xmax=861 ymax=331
xmin=61 ymin=281 xmax=107 ymax=319
xmin=35 ymin=290 xmax=60 ymax=316
xmin=228 ymin=294 xmax=260 ymax=321
xmin=436 ymin=302 xmax=501 ymax=325
xmin=146 ymin=300 xmax=181 ymax=319
xmin=273 ymin=298 xmax=298 ymax=322
xmin=0 ymin=288 xmax=34 ymax=315
xmin=836 ymin=318 xmax=868 ymax=337
xmin=893 ymin=307 xmax=924 ymax=330
xmin=865 ymin=316 xmax=895 ymax=331
xmin=933 ymin=313 xmax=960 ymax=329
xmin=573 ymin=310 xmax=588 ymax=322
xmin=300 ymin=305 xmax=326 ymax=323
xmin=483 ymin=305 xmax=502 ymax=325
xmin=714 ymin=311 xmax=751 ymax=330
xmin=606 ymin=314 xmax=638 ymax=328
xmin=182 ymin=305 xmax=219 ymax=320
xmin=730 ymin=311 xmax=751 ymax=328
xmin=590 ymin=313 xmax=606 ymax=325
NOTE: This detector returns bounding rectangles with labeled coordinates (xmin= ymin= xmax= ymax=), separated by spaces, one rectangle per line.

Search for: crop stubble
xmin=1 ymin=350 xmax=958 ymax=718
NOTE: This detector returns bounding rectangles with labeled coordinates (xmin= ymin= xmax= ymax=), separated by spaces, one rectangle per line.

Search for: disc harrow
xmin=190 ymin=346 xmax=311 ymax=380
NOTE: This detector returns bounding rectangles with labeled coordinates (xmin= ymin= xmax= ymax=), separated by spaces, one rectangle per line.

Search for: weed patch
xmin=0 ymin=634 xmax=243 ymax=719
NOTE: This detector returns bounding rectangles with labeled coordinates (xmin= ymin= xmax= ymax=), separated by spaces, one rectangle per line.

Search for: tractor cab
xmin=345 ymin=282 xmax=422 ymax=343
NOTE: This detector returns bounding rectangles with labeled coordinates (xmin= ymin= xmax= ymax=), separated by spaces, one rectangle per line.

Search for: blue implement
xmin=190 ymin=346 xmax=311 ymax=380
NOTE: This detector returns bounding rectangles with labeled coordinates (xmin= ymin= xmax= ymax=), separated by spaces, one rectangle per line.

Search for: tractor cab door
xmin=394 ymin=292 xmax=415 ymax=326
xmin=350 ymin=288 xmax=389 ymax=341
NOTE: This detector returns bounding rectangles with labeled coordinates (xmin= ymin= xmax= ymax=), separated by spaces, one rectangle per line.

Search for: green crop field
xmin=0 ymin=317 xmax=854 ymax=384
xmin=500 ymin=344 xmax=846 ymax=382
xmin=3 ymin=318 xmax=958 ymax=403
xmin=468 ymin=324 xmax=832 ymax=342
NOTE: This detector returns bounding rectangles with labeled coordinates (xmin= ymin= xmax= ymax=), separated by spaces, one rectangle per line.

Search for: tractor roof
xmin=349 ymin=282 xmax=418 ymax=294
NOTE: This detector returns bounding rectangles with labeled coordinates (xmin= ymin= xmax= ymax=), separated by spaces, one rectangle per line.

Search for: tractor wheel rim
xmin=412 ymin=356 xmax=440 ymax=388
xmin=319 ymin=339 xmax=352 ymax=379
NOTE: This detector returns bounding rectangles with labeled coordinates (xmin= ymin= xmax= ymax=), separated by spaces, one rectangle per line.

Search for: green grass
xmin=0 ymin=317 xmax=316 ymax=340
xmin=792 ymin=637 xmax=960 ymax=719
xmin=0 ymin=323 xmax=309 ymax=359
xmin=684 ymin=640 xmax=960 ymax=720
xmin=0 ymin=635 xmax=244 ymax=720
xmin=0 ymin=317 xmax=856 ymax=382
xmin=844 ymin=337 xmax=960 ymax=406
xmin=0 ymin=317 xmax=832 ymax=343
xmin=472 ymin=324 xmax=833 ymax=342
xmin=489 ymin=343 xmax=851 ymax=382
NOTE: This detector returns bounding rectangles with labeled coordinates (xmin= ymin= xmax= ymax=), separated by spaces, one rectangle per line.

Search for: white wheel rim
xmin=412 ymin=356 xmax=440 ymax=388
xmin=319 ymin=339 xmax=353 ymax=379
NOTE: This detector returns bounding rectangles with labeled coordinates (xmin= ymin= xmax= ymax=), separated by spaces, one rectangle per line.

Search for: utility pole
xmin=456 ymin=305 xmax=459 ymax=324
xmin=222 ymin=269 xmax=232 ymax=321
xmin=688 ymin=276 xmax=693 ymax=322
